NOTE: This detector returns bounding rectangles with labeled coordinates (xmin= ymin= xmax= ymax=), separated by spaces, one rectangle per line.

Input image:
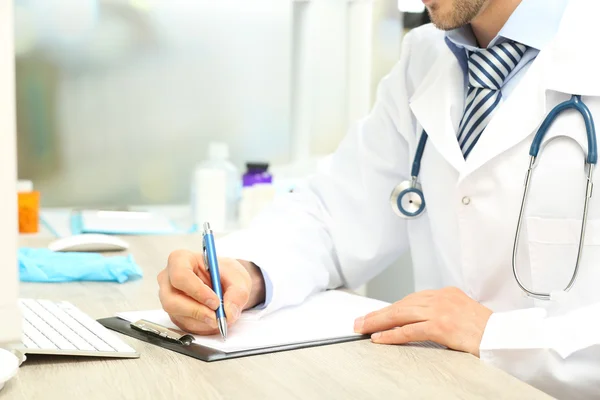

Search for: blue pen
xmin=202 ymin=222 xmax=227 ymax=340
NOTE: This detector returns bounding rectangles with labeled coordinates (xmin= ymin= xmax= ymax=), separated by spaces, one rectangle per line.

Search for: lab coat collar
xmin=411 ymin=0 xmax=600 ymax=181
xmin=409 ymin=45 xmax=466 ymax=174
xmin=457 ymin=48 xmax=547 ymax=180
xmin=410 ymin=0 xmax=600 ymax=180
xmin=408 ymin=40 xmax=548 ymax=178
xmin=445 ymin=0 xmax=567 ymax=51
xmin=460 ymin=0 xmax=600 ymax=179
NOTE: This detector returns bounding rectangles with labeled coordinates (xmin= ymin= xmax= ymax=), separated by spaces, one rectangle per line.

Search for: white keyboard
xmin=17 ymin=299 xmax=139 ymax=358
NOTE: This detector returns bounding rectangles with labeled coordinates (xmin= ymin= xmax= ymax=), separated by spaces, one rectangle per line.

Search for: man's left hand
xmin=354 ymin=287 xmax=493 ymax=357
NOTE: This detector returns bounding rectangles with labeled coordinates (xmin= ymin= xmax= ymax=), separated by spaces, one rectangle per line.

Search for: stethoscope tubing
xmin=391 ymin=94 xmax=597 ymax=300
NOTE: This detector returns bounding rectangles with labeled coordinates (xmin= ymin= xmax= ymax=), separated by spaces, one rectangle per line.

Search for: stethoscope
xmin=389 ymin=94 xmax=597 ymax=300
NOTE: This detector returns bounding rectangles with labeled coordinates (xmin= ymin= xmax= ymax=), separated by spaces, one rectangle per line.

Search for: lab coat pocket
xmin=526 ymin=217 xmax=600 ymax=305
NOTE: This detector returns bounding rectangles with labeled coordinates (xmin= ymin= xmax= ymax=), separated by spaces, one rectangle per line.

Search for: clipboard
xmin=98 ymin=317 xmax=369 ymax=362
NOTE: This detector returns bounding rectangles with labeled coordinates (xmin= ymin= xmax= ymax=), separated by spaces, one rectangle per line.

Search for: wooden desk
xmin=4 ymin=235 xmax=552 ymax=400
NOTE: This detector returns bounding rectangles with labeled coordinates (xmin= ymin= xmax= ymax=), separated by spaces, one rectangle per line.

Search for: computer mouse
xmin=48 ymin=234 xmax=129 ymax=253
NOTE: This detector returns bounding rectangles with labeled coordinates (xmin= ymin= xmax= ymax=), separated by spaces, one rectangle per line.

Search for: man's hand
xmin=354 ymin=287 xmax=492 ymax=356
xmin=157 ymin=250 xmax=266 ymax=335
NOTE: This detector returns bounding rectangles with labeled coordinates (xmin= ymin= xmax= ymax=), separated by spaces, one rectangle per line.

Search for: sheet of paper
xmin=117 ymin=290 xmax=389 ymax=353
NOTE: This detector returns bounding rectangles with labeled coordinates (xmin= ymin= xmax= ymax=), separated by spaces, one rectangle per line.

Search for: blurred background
xmin=14 ymin=0 xmax=430 ymax=301
xmin=15 ymin=0 xmax=428 ymax=206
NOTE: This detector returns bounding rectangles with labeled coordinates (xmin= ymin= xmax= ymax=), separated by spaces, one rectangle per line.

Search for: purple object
xmin=242 ymin=162 xmax=272 ymax=187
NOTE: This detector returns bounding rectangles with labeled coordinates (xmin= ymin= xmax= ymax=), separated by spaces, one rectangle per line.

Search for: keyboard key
xmin=17 ymin=299 xmax=137 ymax=357
xmin=58 ymin=303 xmax=118 ymax=352
xmin=60 ymin=302 xmax=136 ymax=353
xmin=34 ymin=300 xmax=97 ymax=352
xmin=21 ymin=302 xmax=77 ymax=351
xmin=22 ymin=333 xmax=38 ymax=349
xmin=92 ymin=326 xmax=136 ymax=353
xmin=22 ymin=320 xmax=57 ymax=350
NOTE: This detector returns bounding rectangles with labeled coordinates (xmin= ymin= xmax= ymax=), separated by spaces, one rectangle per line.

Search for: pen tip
xmin=218 ymin=317 xmax=227 ymax=341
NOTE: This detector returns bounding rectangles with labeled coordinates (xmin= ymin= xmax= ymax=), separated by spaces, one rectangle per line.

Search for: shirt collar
xmin=445 ymin=0 xmax=569 ymax=51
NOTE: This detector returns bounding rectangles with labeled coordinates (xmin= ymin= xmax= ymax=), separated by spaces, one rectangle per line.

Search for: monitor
xmin=0 ymin=0 xmax=21 ymax=346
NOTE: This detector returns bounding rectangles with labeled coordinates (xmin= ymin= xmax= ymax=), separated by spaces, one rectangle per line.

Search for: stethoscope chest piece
xmin=390 ymin=178 xmax=425 ymax=218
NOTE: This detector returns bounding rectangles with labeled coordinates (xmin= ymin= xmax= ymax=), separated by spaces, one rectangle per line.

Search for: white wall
xmin=0 ymin=0 xmax=21 ymax=345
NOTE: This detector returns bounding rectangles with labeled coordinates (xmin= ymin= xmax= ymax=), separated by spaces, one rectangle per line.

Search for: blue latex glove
xmin=19 ymin=248 xmax=143 ymax=283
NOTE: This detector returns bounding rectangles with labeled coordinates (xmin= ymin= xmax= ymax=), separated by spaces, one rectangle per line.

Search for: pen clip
xmin=130 ymin=319 xmax=195 ymax=346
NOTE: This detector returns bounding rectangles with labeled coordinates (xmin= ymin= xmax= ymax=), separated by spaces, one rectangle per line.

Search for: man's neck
xmin=471 ymin=0 xmax=522 ymax=48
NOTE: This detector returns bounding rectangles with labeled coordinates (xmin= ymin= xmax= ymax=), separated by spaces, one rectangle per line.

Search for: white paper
xmin=117 ymin=290 xmax=389 ymax=353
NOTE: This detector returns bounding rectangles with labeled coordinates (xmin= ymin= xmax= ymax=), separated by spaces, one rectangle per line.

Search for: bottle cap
xmin=246 ymin=162 xmax=269 ymax=172
xmin=208 ymin=142 xmax=229 ymax=161
xmin=17 ymin=180 xmax=33 ymax=192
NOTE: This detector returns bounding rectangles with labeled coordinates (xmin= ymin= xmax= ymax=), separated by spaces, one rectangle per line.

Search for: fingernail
xmin=354 ymin=317 xmax=364 ymax=332
xmin=229 ymin=303 xmax=241 ymax=319
xmin=371 ymin=332 xmax=381 ymax=340
xmin=204 ymin=317 xmax=217 ymax=328
xmin=206 ymin=299 xmax=219 ymax=310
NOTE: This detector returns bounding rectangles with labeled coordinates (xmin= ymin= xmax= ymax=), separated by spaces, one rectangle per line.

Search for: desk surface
xmin=4 ymin=235 xmax=552 ymax=400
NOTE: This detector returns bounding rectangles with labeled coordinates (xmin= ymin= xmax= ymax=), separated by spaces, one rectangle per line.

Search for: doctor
xmin=158 ymin=0 xmax=600 ymax=397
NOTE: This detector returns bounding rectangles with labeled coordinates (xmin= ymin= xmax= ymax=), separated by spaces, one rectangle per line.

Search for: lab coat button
xmin=462 ymin=196 xmax=471 ymax=205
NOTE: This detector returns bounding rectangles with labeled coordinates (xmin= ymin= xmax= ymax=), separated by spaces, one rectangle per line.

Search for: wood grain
xmin=2 ymin=235 xmax=552 ymax=399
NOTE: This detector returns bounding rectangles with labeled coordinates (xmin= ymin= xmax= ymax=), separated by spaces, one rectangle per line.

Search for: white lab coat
xmin=218 ymin=0 xmax=600 ymax=397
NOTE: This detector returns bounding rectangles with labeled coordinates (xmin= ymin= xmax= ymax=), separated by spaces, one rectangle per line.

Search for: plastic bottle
xmin=17 ymin=180 xmax=40 ymax=234
xmin=239 ymin=162 xmax=276 ymax=228
xmin=242 ymin=162 xmax=272 ymax=187
xmin=191 ymin=142 xmax=240 ymax=233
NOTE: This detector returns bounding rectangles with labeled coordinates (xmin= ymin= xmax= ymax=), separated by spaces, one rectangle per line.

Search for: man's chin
xmin=428 ymin=11 xmax=465 ymax=31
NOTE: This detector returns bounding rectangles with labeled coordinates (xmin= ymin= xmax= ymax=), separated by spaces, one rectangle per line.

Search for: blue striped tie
xmin=457 ymin=41 xmax=527 ymax=158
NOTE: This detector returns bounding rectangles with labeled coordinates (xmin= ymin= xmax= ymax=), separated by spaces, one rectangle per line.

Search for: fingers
xmin=219 ymin=259 xmax=252 ymax=323
xmin=169 ymin=315 xmax=219 ymax=336
xmin=370 ymin=322 xmax=435 ymax=345
xmin=355 ymin=305 xmax=430 ymax=334
xmin=223 ymin=285 xmax=250 ymax=324
xmin=158 ymin=252 xmax=221 ymax=336
xmin=166 ymin=250 xmax=219 ymax=309
xmin=361 ymin=291 xmax=436 ymax=320
xmin=219 ymin=258 xmax=252 ymax=289
xmin=354 ymin=290 xmax=437 ymax=334
xmin=159 ymin=251 xmax=254 ymax=335
xmin=158 ymin=278 xmax=218 ymax=328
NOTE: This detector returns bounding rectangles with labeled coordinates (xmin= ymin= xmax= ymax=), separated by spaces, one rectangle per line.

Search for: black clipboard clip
xmin=130 ymin=319 xmax=195 ymax=346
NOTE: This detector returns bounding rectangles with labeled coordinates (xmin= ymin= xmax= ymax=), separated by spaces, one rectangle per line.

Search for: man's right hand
xmin=157 ymin=250 xmax=266 ymax=335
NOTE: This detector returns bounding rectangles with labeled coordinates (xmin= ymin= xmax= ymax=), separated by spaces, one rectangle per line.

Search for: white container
xmin=239 ymin=184 xmax=276 ymax=229
xmin=191 ymin=142 xmax=240 ymax=233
